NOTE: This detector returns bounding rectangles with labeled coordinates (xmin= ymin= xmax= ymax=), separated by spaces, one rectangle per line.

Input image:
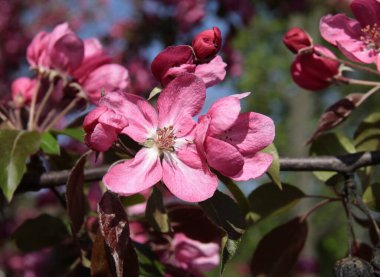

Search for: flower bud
xmin=283 ymin=27 xmax=313 ymax=54
xmin=83 ymin=105 xmax=128 ymax=152
xmin=11 ymin=77 xmax=36 ymax=108
xmin=192 ymin=27 xmax=222 ymax=62
xmin=291 ymin=45 xmax=340 ymax=91
xmin=334 ymin=257 xmax=374 ymax=277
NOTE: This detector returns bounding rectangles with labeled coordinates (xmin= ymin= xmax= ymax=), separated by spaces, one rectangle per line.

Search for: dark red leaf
xmin=352 ymin=241 xmax=373 ymax=262
xmin=145 ymin=186 xmax=170 ymax=233
xmin=66 ymin=151 xmax=90 ymax=235
xmin=308 ymin=90 xmax=377 ymax=143
xmin=91 ymin=231 xmax=113 ymax=277
xmin=250 ymin=217 xmax=308 ymax=277
xmin=98 ymin=191 xmax=139 ymax=277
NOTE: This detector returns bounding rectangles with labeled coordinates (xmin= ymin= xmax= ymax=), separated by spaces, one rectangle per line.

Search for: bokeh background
xmin=1 ymin=0 xmax=378 ymax=276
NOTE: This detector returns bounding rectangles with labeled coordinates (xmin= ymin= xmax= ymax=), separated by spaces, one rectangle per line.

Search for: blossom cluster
xmin=83 ymin=27 xmax=275 ymax=203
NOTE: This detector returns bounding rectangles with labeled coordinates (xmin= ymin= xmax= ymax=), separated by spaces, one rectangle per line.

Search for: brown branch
xmin=17 ymin=150 xmax=380 ymax=192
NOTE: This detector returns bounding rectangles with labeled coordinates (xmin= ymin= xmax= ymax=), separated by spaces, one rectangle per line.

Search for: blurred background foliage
xmin=1 ymin=0 xmax=379 ymax=276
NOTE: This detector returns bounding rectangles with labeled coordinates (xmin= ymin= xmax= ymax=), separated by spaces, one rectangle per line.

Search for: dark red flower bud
xmin=151 ymin=45 xmax=194 ymax=86
xmin=192 ymin=27 xmax=222 ymax=62
xmin=291 ymin=46 xmax=340 ymax=91
xmin=283 ymin=27 xmax=313 ymax=54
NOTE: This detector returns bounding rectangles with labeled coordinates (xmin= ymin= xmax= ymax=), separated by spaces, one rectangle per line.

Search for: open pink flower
xmin=27 ymin=22 xmax=84 ymax=73
xmin=320 ymin=0 xmax=380 ymax=70
xmin=101 ymin=74 xmax=217 ymax=202
xmin=195 ymin=93 xmax=275 ymax=181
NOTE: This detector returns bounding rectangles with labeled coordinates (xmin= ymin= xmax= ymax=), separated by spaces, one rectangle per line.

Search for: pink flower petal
xmin=194 ymin=115 xmax=211 ymax=159
xmin=337 ymin=40 xmax=377 ymax=64
xmin=162 ymin=146 xmax=217 ymax=202
xmin=27 ymin=31 xmax=50 ymax=68
xmin=103 ymin=147 xmax=162 ymax=195
xmin=82 ymin=64 xmax=129 ymax=104
xmin=85 ymin=123 xmax=118 ymax=152
xmin=100 ymin=92 xmax=158 ymax=143
xmin=98 ymin=111 xmax=128 ymax=130
xmin=320 ymin=14 xmax=362 ymax=47
xmin=230 ymin=152 xmax=273 ymax=181
xmin=83 ymin=106 xmax=108 ymax=132
xmin=206 ymin=92 xmax=250 ymax=136
xmin=194 ymin=55 xmax=227 ymax=87
xmin=350 ymin=0 xmax=380 ymax=27
xmin=223 ymin=112 xmax=275 ymax=155
xmin=50 ymin=33 xmax=84 ymax=72
xmin=157 ymin=73 xmax=206 ymax=127
xmin=205 ymin=136 xmax=244 ymax=177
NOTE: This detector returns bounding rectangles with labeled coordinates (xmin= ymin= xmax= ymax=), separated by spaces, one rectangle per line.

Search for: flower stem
xmin=300 ymin=198 xmax=336 ymax=222
xmin=34 ymin=80 xmax=55 ymax=129
xmin=336 ymin=76 xmax=380 ymax=87
xmin=43 ymin=97 xmax=81 ymax=131
xmin=27 ymin=76 xmax=41 ymax=131
xmin=314 ymin=49 xmax=380 ymax=76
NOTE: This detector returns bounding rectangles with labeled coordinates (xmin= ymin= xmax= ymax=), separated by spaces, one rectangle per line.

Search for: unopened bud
xmin=283 ymin=27 xmax=313 ymax=54
xmin=192 ymin=27 xmax=222 ymax=62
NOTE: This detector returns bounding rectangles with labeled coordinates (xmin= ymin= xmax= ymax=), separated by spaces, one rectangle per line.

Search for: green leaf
xmin=199 ymin=190 xmax=246 ymax=273
xmin=248 ymin=183 xmax=305 ymax=222
xmin=40 ymin=132 xmax=60 ymax=155
xmin=363 ymin=183 xmax=380 ymax=211
xmin=52 ymin=128 xmax=85 ymax=142
xmin=12 ymin=214 xmax=69 ymax=252
xmin=134 ymin=242 xmax=165 ymax=277
xmin=145 ymin=187 xmax=170 ymax=233
xmin=120 ymin=194 xmax=146 ymax=207
xmin=0 ymin=130 xmax=41 ymax=201
xmin=261 ymin=144 xmax=282 ymax=189
xmin=354 ymin=112 xmax=380 ymax=151
xmin=309 ymin=133 xmax=355 ymax=182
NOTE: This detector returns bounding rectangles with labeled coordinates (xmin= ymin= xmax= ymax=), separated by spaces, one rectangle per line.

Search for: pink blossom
xmin=195 ymin=93 xmax=275 ymax=181
xmin=161 ymin=233 xmax=220 ymax=275
xmin=100 ymin=74 xmax=217 ymax=202
xmin=83 ymin=105 xmax=128 ymax=152
xmin=175 ymin=0 xmax=206 ymax=33
xmin=11 ymin=77 xmax=36 ymax=107
xmin=151 ymin=45 xmax=226 ymax=88
xmin=127 ymin=57 xmax=156 ymax=96
xmin=320 ymin=0 xmax=380 ymax=70
xmin=27 ymin=22 xmax=84 ymax=73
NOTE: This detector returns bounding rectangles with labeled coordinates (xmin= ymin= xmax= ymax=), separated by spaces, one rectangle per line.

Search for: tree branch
xmin=17 ymin=150 xmax=380 ymax=192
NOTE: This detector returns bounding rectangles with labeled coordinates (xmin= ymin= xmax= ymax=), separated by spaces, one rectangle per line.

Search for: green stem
xmin=43 ymin=97 xmax=81 ymax=131
xmin=336 ymin=76 xmax=380 ymax=87
xmin=34 ymin=80 xmax=55 ymax=129
xmin=27 ymin=76 xmax=41 ymax=131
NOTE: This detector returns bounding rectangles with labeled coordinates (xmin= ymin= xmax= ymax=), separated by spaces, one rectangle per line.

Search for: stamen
xmin=155 ymin=126 xmax=176 ymax=152
xmin=360 ymin=23 xmax=380 ymax=51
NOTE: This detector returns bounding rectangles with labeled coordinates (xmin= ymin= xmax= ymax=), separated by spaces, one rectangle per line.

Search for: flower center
xmin=361 ymin=24 xmax=380 ymax=51
xmin=155 ymin=126 xmax=176 ymax=152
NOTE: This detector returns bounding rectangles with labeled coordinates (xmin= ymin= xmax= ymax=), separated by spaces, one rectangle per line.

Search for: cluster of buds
xmin=151 ymin=26 xmax=226 ymax=88
xmin=283 ymin=27 xmax=340 ymax=91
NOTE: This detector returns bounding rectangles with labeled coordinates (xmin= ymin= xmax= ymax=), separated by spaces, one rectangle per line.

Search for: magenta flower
xmin=27 ymin=22 xmax=84 ymax=73
xmin=320 ymin=0 xmax=380 ymax=70
xmin=160 ymin=233 xmax=220 ymax=275
xmin=195 ymin=93 xmax=275 ymax=181
xmin=99 ymin=74 xmax=217 ymax=202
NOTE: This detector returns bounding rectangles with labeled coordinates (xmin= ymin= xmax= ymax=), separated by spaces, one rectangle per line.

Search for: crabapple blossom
xmin=11 ymin=77 xmax=36 ymax=107
xmin=195 ymin=92 xmax=275 ymax=181
xmin=95 ymin=74 xmax=217 ymax=202
xmin=159 ymin=233 xmax=220 ymax=275
xmin=192 ymin=27 xmax=222 ymax=62
xmin=320 ymin=0 xmax=380 ymax=70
